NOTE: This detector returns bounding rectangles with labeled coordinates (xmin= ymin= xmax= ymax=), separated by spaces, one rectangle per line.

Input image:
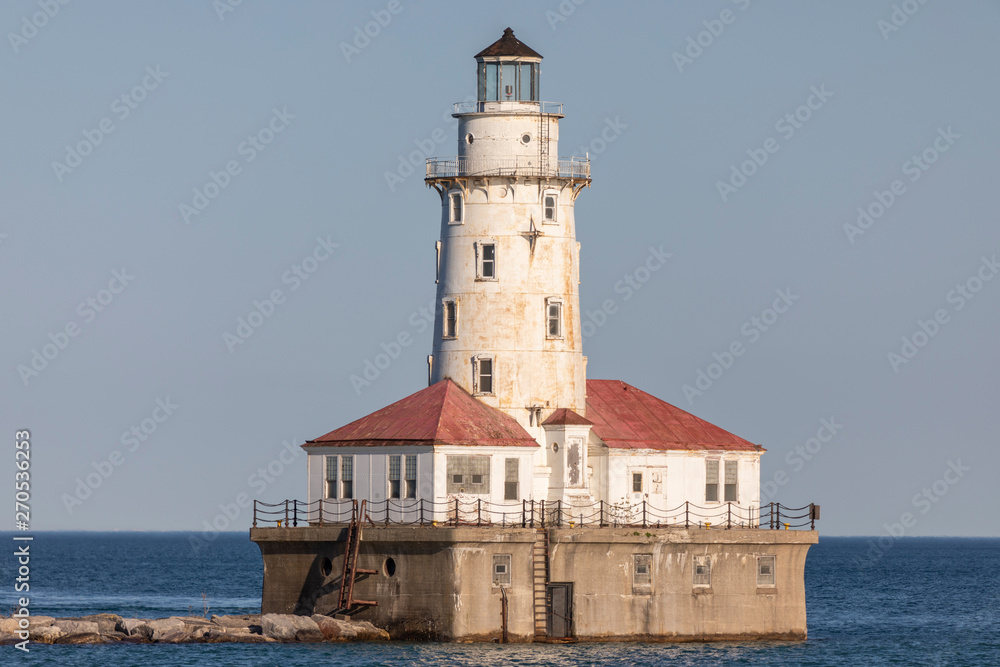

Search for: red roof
xmin=586 ymin=380 xmax=762 ymax=452
xmin=304 ymin=379 xmax=538 ymax=448
xmin=541 ymin=408 xmax=592 ymax=426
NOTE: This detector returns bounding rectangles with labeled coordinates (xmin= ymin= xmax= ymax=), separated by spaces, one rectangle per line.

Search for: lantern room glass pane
xmin=485 ymin=63 xmax=499 ymax=101
xmin=520 ymin=63 xmax=534 ymax=100
xmin=502 ymin=63 xmax=516 ymax=100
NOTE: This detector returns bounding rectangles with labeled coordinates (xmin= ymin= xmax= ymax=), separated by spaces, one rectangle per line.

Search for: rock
xmin=54 ymin=632 xmax=106 ymax=644
xmin=156 ymin=630 xmax=192 ymax=643
xmin=0 ymin=618 xmax=23 ymax=634
xmin=146 ymin=618 xmax=186 ymax=640
xmin=351 ymin=619 xmax=390 ymax=641
xmin=116 ymin=618 xmax=149 ymax=636
xmin=202 ymin=630 xmax=273 ymax=643
xmin=211 ymin=614 xmax=261 ymax=628
xmin=261 ymin=613 xmax=323 ymax=642
xmin=310 ymin=615 xmax=388 ymax=641
xmin=53 ymin=620 xmax=100 ymax=635
xmin=133 ymin=624 xmax=154 ymax=639
xmin=0 ymin=615 xmax=54 ymax=633
xmin=311 ymin=614 xmax=342 ymax=640
xmin=75 ymin=613 xmax=123 ymax=634
xmin=29 ymin=625 xmax=62 ymax=643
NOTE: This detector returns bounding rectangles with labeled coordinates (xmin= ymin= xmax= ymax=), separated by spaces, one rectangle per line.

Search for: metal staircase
xmin=532 ymin=527 xmax=550 ymax=638
xmin=337 ymin=500 xmax=378 ymax=612
xmin=538 ymin=107 xmax=550 ymax=174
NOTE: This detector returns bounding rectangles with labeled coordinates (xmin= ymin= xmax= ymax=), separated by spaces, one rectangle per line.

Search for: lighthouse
xmin=253 ymin=29 xmax=818 ymax=642
xmin=426 ymin=27 xmax=591 ymax=437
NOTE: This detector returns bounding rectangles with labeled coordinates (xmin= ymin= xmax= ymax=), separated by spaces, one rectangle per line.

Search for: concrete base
xmin=250 ymin=525 xmax=817 ymax=642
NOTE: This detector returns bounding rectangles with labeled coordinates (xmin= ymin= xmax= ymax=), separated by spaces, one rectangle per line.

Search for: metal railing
xmin=253 ymin=499 xmax=819 ymax=530
xmin=453 ymin=100 xmax=564 ymax=115
xmin=426 ymin=155 xmax=590 ymax=180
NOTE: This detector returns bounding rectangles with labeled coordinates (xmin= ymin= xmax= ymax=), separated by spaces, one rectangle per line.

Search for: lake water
xmin=2 ymin=533 xmax=997 ymax=665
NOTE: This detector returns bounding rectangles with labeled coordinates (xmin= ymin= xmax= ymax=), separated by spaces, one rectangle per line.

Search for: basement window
xmin=449 ymin=191 xmax=463 ymax=224
xmin=476 ymin=241 xmax=497 ymax=281
xmin=633 ymin=554 xmax=652 ymax=589
xmin=706 ymin=459 xmax=719 ymax=502
xmin=693 ymin=555 xmax=711 ymax=587
xmin=757 ymin=555 xmax=776 ymax=587
xmin=474 ymin=356 xmax=494 ymax=395
xmin=546 ymin=298 xmax=563 ymax=339
xmin=493 ymin=554 xmax=511 ymax=586
xmin=443 ymin=299 xmax=458 ymax=339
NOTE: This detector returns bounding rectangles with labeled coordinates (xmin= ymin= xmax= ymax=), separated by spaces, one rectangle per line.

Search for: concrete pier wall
xmin=251 ymin=525 xmax=816 ymax=642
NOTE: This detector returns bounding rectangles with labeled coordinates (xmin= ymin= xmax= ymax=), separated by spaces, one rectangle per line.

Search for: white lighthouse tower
xmin=426 ymin=28 xmax=591 ymax=443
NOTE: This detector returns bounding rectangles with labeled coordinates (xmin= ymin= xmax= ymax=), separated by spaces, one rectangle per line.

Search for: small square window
xmin=471 ymin=474 xmax=483 ymax=485
xmin=493 ymin=554 xmax=511 ymax=586
xmin=632 ymin=472 xmax=643 ymax=493
xmin=546 ymin=299 xmax=563 ymax=339
xmin=543 ymin=193 xmax=557 ymax=222
xmin=477 ymin=242 xmax=496 ymax=280
xmin=474 ymin=357 xmax=494 ymax=395
xmin=449 ymin=191 xmax=463 ymax=224
xmin=443 ymin=300 xmax=458 ymax=338
xmin=757 ymin=555 xmax=776 ymax=587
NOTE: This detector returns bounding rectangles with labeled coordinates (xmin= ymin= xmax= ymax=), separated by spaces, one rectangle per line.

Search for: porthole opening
xmin=384 ymin=557 xmax=397 ymax=577
xmin=466 ymin=133 xmax=474 ymax=144
xmin=521 ymin=133 xmax=531 ymax=144
xmin=320 ymin=557 xmax=333 ymax=577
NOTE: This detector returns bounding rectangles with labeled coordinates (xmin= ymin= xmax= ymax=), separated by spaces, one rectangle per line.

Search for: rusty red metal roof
xmin=586 ymin=380 xmax=763 ymax=452
xmin=541 ymin=408 xmax=592 ymax=426
xmin=304 ymin=379 xmax=538 ymax=448
xmin=475 ymin=28 xmax=543 ymax=59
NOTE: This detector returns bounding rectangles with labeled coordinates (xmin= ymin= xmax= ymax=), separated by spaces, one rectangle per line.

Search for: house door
xmin=546 ymin=583 xmax=573 ymax=638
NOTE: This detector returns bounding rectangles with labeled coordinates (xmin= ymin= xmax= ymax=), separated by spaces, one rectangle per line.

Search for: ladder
xmin=337 ymin=500 xmax=378 ymax=611
xmin=532 ymin=527 xmax=550 ymax=638
xmin=538 ymin=106 xmax=550 ymax=175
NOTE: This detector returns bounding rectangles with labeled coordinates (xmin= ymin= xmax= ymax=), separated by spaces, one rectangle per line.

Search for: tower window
xmin=724 ymin=460 xmax=738 ymax=502
xmin=476 ymin=242 xmax=497 ymax=281
xmin=546 ymin=298 xmax=563 ymax=339
xmin=474 ymin=356 xmax=494 ymax=395
xmin=706 ymin=459 xmax=719 ymax=502
xmin=543 ymin=192 xmax=558 ymax=222
xmin=443 ymin=300 xmax=457 ymax=338
xmin=449 ymin=191 xmax=463 ymax=224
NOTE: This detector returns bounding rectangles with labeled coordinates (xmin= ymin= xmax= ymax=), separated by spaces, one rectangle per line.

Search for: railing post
xmin=419 ymin=499 xmax=425 ymax=526
xmin=810 ymin=503 xmax=816 ymax=530
xmin=642 ymin=501 xmax=647 ymax=528
xmin=540 ymin=500 xmax=546 ymax=528
xmin=477 ymin=498 xmax=482 ymax=527
xmin=530 ymin=500 xmax=535 ymax=528
xmin=318 ymin=499 xmax=323 ymax=525
xmin=726 ymin=502 xmax=732 ymax=529
xmin=556 ymin=500 xmax=562 ymax=527
xmin=521 ymin=500 xmax=526 ymax=528
xmin=685 ymin=501 xmax=690 ymax=529
xmin=292 ymin=500 xmax=298 ymax=527
xmin=284 ymin=500 xmax=289 ymax=527
xmin=600 ymin=500 xmax=605 ymax=527
xmin=252 ymin=500 xmax=257 ymax=528
xmin=453 ymin=498 xmax=459 ymax=526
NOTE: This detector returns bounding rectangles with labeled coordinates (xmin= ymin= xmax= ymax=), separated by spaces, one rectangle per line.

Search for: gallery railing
xmin=253 ymin=498 xmax=819 ymax=530
xmin=425 ymin=155 xmax=591 ymax=180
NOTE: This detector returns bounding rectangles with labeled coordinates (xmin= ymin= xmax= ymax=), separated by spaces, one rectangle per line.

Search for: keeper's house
xmin=252 ymin=28 xmax=817 ymax=643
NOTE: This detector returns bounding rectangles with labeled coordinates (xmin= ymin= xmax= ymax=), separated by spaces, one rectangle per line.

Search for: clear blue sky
xmin=2 ymin=1 xmax=997 ymax=536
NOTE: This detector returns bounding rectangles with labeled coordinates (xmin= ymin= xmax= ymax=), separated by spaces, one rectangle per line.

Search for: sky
xmin=2 ymin=1 xmax=998 ymax=537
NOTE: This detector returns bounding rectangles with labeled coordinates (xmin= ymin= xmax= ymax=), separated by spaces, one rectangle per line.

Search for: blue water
xmin=2 ymin=533 xmax=998 ymax=665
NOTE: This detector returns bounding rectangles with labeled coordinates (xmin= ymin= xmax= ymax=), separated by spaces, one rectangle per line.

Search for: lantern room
xmin=475 ymin=27 xmax=541 ymax=103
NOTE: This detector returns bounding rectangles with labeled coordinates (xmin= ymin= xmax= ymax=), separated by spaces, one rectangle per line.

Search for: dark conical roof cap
xmin=475 ymin=27 xmax=542 ymax=59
